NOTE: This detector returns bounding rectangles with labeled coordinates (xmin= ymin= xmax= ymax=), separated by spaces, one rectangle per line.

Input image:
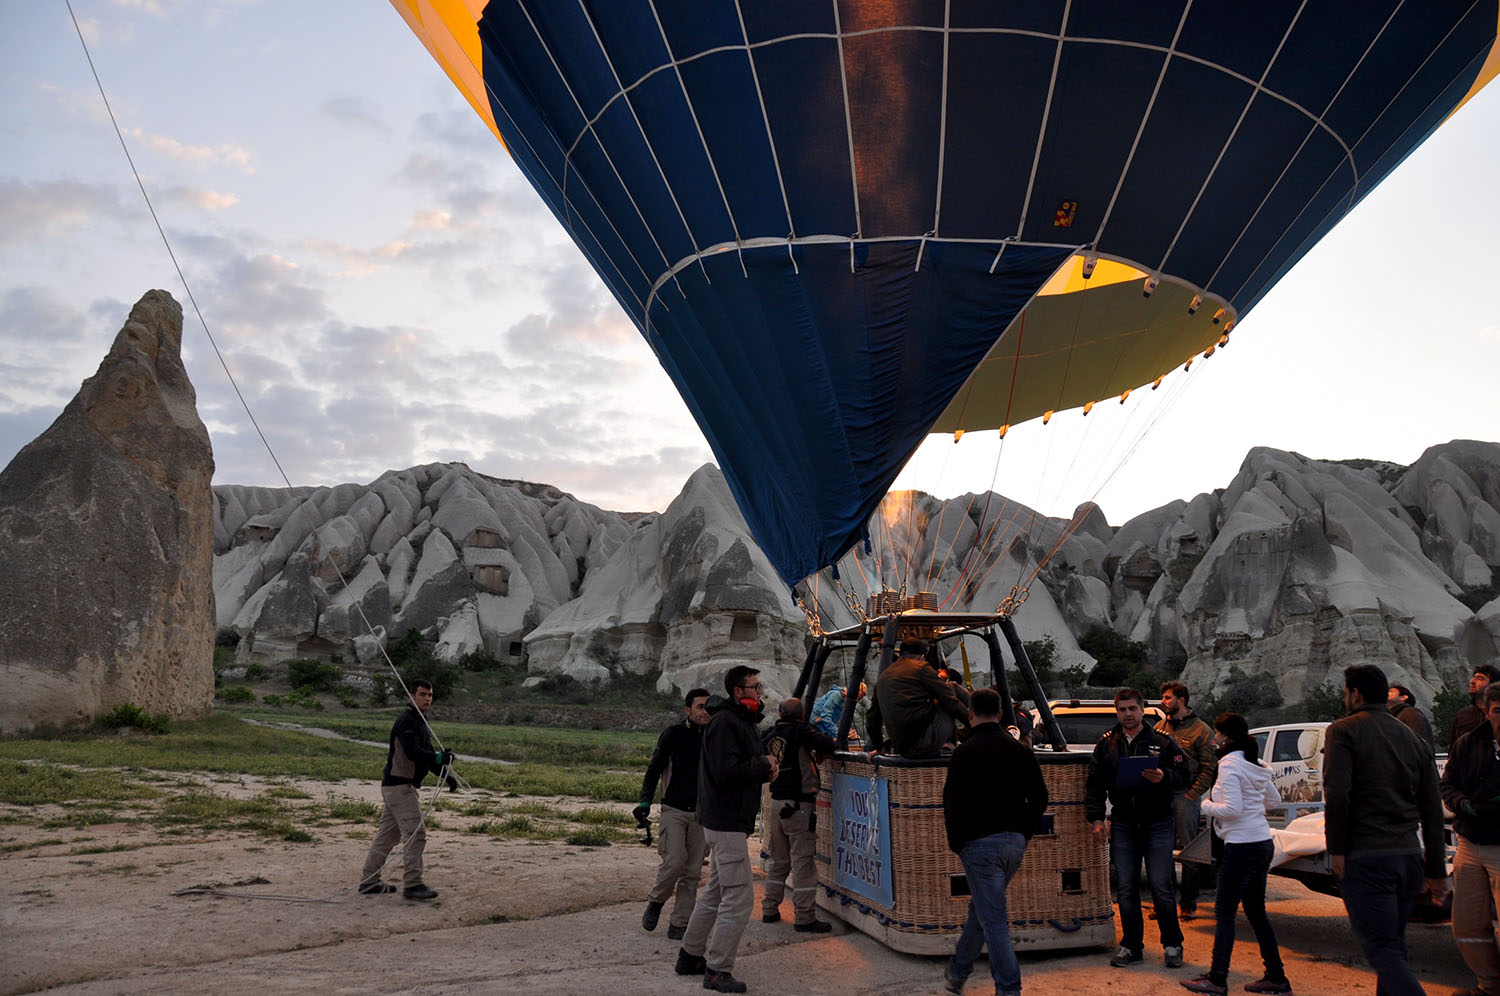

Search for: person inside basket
xmin=866 ymin=639 xmax=970 ymax=759
xmin=1180 ymin=713 xmax=1293 ymax=996
xmin=1084 ymin=687 xmax=1190 ymax=969
xmin=941 ymin=687 xmax=1048 ymax=996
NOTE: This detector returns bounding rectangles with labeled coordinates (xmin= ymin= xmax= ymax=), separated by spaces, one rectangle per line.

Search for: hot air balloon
xmin=389 ymin=0 xmax=1497 ymax=593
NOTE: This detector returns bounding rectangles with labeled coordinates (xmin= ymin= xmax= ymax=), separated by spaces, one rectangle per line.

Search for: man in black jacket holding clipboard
xmin=1085 ymin=688 xmax=1191 ymax=970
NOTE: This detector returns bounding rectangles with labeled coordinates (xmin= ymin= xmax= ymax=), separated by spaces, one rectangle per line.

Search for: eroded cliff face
xmin=213 ymin=441 xmax=1500 ymax=709
xmin=0 ymin=291 xmax=215 ymax=733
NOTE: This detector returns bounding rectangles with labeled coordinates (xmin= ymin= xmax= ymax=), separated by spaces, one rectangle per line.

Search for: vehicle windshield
xmin=1053 ymin=713 xmax=1120 ymax=747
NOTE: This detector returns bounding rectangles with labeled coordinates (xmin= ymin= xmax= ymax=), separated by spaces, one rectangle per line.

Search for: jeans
xmin=949 ymin=832 xmax=1028 ymax=995
xmin=1113 ymin=818 xmax=1182 ymax=951
xmin=1339 ymin=853 xmax=1426 ymax=996
xmin=1208 ymin=838 xmax=1284 ymax=985
xmin=1172 ymin=792 xmax=1203 ymax=907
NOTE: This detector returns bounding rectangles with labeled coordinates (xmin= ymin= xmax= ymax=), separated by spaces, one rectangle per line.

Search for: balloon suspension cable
xmin=67 ymin=3 xmax=469 ymax=897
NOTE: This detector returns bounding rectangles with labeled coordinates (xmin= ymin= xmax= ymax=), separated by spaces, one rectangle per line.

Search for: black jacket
xmin=1084 ymin=724 xmax=1189 ymax=826
xmin=1324 ymin=704 xmax=1445 ymax=877
xmin=944 ymin=722 xmax=1049 ymax=852
xmin=1442 ymin=719 xmax=1500 ymax=845
xmin=867 ymin=655 xmax=969 ymax=753
xmin=640 ymin=719 xmax=705 ymax=811
xmin=697 ymin=695 xmax=772 ymax=834
xmin=763 ymin=719 xmax=837 ymax=802
xmin=381 ymin=706 xmax=441 ymax=787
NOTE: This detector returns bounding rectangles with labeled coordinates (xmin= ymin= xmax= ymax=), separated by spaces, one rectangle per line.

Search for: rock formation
xmin=213 ymin=441 xmax=1500 ymax=711
xmin=0 ymin=290 xmax=216 ymax=732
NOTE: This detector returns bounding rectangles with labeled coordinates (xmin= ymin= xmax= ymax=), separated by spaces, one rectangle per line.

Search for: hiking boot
xmin=1181 ymin=976 xmax=1227 ymax=995
xmin=943 ymin=967 xmax=966 ymax=994
xmin=761 ymin=909 xmax=780 ymax=923
xmin=794 ymin=919 xmax=832 ymax=933
xmin=357 ymin=881 xmax=396 ymax=895
xmin=1109 ymin=946 xmax=1143 ymax=967
xmin=674 ymin=949 xmax=707 ymax=976
xmin=403 ymin=884 xmax=438 ymax=901
xmin=1244 ymin=979 xmax=1294 ymax=995
xmin=703 ymin=971 xmax=748 ymax=993
xmin=1165 ymin=945 xmax=1185 ymax=968
xmin=667 ymin=923 xmax=686 ymax=940
xmin=642 ymin=901 xmax=664 ymax=931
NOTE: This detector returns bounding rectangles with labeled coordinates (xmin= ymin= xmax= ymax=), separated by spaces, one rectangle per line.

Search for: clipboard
xmin=1115 ymin=755 xmax=1159 ymax=788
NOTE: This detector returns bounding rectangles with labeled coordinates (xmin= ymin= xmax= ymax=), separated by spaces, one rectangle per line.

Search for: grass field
xmin=0 ymin=710 xmax=655 ymax=845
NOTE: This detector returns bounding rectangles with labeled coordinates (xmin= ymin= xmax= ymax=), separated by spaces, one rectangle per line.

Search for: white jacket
xmin=1198 ymin=750 xmax=1280 ymax=844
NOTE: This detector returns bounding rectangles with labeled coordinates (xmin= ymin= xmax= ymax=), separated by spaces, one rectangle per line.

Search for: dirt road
xmin=1 ymin=778 xmax=1475 ymax=995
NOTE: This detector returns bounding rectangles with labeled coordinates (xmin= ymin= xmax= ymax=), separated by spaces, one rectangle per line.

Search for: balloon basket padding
xmin=815 ymin=752 xmax=1114 ymax=955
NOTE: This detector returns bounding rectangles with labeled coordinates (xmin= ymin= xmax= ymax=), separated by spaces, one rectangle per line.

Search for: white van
xmin=1250 ymin=722 xmax=1329 ymax=809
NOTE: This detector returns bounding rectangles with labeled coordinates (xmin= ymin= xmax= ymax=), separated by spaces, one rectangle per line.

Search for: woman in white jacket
xmin=1180 ymin=713 xmax=1293 ymax=996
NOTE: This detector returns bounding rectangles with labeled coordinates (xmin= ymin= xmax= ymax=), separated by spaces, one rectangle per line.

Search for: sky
xmin=2 ymin=1 xmax=1497 ymax=531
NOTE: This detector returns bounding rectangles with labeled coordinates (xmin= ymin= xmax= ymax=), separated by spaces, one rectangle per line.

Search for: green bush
xmin=1080 ymin=627 xmax=1151 ymax=686
xmin=335 ymin=688 xmax=362 ymax=709
xmin=458 ymin=650 xmax=504 ymax=672
xmin=371 ymin=675 xmax=390 ymax=707
xmin=287 ymin=658 xmax=341 ymax=692
xmin=1435 ymin=685 xmax=1471 ymax=751
xmin=97 ymin=703 xmax=170 ymax=735
xmin=244 ymin=662 xmax=267 ymax=681
xmin=215 ymin=686 xmax=256 ymax=704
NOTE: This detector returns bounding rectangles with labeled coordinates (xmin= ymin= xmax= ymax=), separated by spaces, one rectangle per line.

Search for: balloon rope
xmin=64 ymin=2 xmax=464 ymax=813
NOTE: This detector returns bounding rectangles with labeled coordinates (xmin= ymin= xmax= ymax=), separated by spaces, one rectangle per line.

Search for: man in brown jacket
xmin=1324 ymin=664 xmax=1448 ymax=996
xmin=866 ymin=639 xmax=969 ymax=758
xmin=1156 ymin=682 xmax=1217 ymax=919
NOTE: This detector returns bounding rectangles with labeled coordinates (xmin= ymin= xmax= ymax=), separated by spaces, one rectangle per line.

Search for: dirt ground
xmin=0 ymin=776 xmax=1478 ymax=995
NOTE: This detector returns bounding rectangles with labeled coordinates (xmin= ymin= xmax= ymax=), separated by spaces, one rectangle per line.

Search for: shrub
xmin=1435 ymin=685 xmax=1471 ymax=752
xmin=215 ymin=686 xmax=256 ymax=704
xmin=244 ymin=662 xmax=267 ymax=681
xmin=335 ymin=688 xmax=362 ymax=709
xmin=287 ymin=658 xmax=341 ymax=692
xmin=458 ymin=650 xmax=504 ymax=672
xmin=1080 ymin=626 xmax=1151 ymax=686
xmin=97 ymin=703 xmax=170 ymax=734
xmin=370 ymin=675 xmax=390 ymax=707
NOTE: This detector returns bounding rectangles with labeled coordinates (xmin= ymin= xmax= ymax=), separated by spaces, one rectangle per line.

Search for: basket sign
xmin=831 ymin=773 xmax=893 ymax=907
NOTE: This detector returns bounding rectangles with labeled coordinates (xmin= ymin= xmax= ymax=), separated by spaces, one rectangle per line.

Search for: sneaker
xmin=794 ymin=919 xmax=832 ymax=933
xmin=674 ymin=949 xmax=707 ymax=976
xmin=667 ymin=924 xmax=686 ymax=940
xmin=1165 ymin=945 xmax=1185 ymax=969
xmin=1181 ymin=976 xmax=1227 ymax=995
xmin=357 ymin=881 xmax=396 ymax=895
xmin=943 ymin=967 xmax=966 ymax=994
xmin=403 ymin=884 xmax=438 ymax=901
xmin=642 ymin=901 xmax=664 ymax=931
xmin=761 ymin=910 xmax=780 ymax=923
xmin=1244 ymin=979 xmax=1294 ymax=995
xmin=1109 ymin=946 xmax=1144 ymax=967
xmin=703 ymin=970 xmax=748 ymax=993
xmin=1180 ymin=903 xmax=1198 ymax=921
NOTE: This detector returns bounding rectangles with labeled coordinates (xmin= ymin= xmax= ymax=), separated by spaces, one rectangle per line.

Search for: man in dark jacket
xmin=867 ymin=639 xmax=969 ymax=758
xmin=1085 ymin=688 xmax=1190 ymax=969
xmin=760 ymin=697 xmax=837 ymax=932
xmin=357 ymin=679 xmax=455 ymax=901
xmin=1387 ymin=684 xmax=1435 ymax=753
xmin=1156 ymin=681 xmax=1217 ymax=919
xmin=675 ymin=666 xmax=777 ymax=994
xmin=637 ymin=687 xmax=711 ymax=939
xmin=1441 ymin=682 xmax=1500 ymax=996
xmin=942 ymin=687 xmax=1048 ymax=996
xmin=1325 ymin=664 xmax=1448 ymax=995
xmin=1450 ymin=665 xmax=1500 ymax=748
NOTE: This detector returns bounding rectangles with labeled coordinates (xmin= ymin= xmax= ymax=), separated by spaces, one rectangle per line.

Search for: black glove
xmin=445 ymin=774 xmax=459 ymax=792
xmin=631 ymin=803 xmax=651 ymax=827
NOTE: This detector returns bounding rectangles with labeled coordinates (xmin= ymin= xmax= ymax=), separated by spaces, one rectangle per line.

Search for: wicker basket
xmin=815 ymin=751 xmax=1114 ymax=955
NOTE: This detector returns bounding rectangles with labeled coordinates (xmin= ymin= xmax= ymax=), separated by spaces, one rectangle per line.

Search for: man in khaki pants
xmin=1441 ymin=681 xmax=1500 ymax=996
xmin=357 ymin=679 xmax=454 ymax=901
xmin=674 ymin=666 xmax=777 ymax=994
xmin=761 ymin=697 xmax=837 ymax=932
xmin=636 ymin=688 xmax=711 ymax=939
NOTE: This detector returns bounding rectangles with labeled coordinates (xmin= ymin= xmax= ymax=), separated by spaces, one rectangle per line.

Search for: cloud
xmin=110 ymin=0 xmax=166 ymax=15
xmin=318 ymin=95 xmax=390 ymax=135
xmin=158 ymin=186 xmax=239 ymax=211
xmin=197 ymin=252 xmax=328 ymax=334
xmin=413 ymin=109 xmax=500 ymax=153
xmin=0 ymin=287 xmax=119 ymax=410
xmin=126 ymin=127 xmax=255 ymax=173
xmin=1479 ymin=326 xmax=1500 ymax=342
xmin=0 ymin=179 xmax=139 ymax=246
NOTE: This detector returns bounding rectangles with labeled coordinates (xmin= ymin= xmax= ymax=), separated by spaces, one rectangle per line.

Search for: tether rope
xmin=66 ymin=1 xmax=468 ymax=901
